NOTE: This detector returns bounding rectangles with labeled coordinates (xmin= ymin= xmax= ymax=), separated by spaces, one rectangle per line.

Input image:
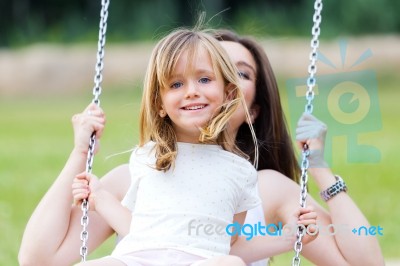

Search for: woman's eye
xmin=170 ymin=82 xmax=183 ymax=89
xmin=199 ymin=77 xmax=211 ymax=84
xmin=238 ymin=71 xmax=250 ymax=80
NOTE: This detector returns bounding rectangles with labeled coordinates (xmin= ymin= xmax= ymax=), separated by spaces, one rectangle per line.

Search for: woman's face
xmin=220 ymin=41 xmax=258 ymax=136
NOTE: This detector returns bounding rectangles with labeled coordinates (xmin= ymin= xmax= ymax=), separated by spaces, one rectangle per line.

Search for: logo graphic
xmin=286 ymin=40 xmax=382 ymax=165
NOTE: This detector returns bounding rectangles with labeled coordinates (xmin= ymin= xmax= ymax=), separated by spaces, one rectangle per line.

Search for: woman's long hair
xmin=214 ymin=29 xmax=300 ymax=182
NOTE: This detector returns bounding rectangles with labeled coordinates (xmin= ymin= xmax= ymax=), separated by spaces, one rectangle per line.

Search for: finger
xmin=73 ymin=193 xmax=90 ymax=206
xmin=298 ymin=215 xmax=317 ymax=222
xmin=296 ymin=207 xmax=312 ymax=217
xmin=84 ymin=103 xmax=99 ymax=114
xmin=298 ymin=219 xmax=317 ymax=227
xmin=72 ymin=187 xmax=90 ymax=197
xmin=75 ymin=173 xmax=98 ymax=188
xmin=71 ymin=114 xmax=105 ymax=133
xmin=72 ymin=186 xmax=90 ymax=199
xmin=72 ymin=179 xmax=88 ymax=187
xmin=299 ymin=112 xmax=319 ymax=122
xmin=81 ymin=117 xmax=105 ymax=133
xmin=74 ymin=174 xmax=89 ymax=182
xmin=75 ymin=172 xmax=90 ymax=181
xmin=86 ymin=109 xmax=106 ymax=119
xmin=297 ymin=116 xmax=326 ymax=129
xmin=296 ymin=128 xmax=326 ymax=144
xmin=83 ymin=173 xmax=99 ymax=184
xmin=84 ymin=115 xmax=106 ymax=125
xmin=296 ymin=121 xmax=325 ymax=134
xmin=298 ymin=213 xmax=317 ymax=223
xmin=92 ymin=121 xmax=105 ymax=139
xmin=299 ymin=211 xmax=317 ymax=219
xmin=299 ymin=206 xmax=315 ymax=214
xmin=299 ymin=207 xmax=317 ymax=221
xmin=297 ymin=124 xmax=325 ymax=136
xmin=296 ymin=119 xmax=324 ymax=130
xmin=295 ymin=130 xmax=319 ymax=141
xmin=297 ymin=117 xmax=318 ymax=126
xmin=71 ymin=182 xmax=89 ymax=190
xmin=74 ymin=108 xmax=105 ymax=121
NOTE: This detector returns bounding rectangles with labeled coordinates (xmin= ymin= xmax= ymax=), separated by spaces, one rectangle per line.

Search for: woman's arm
xmin=289 ymin=113 xmax=383 ymax=265
xmin=19 ymin=162 xmax=130 ymax=266
xmin=305 ymin=167 xmax=384 ymax=265
xmin=18 ymin=104 xmax=131 ymax=266
xmin=259 ymin=169 xmax=384 ymax=266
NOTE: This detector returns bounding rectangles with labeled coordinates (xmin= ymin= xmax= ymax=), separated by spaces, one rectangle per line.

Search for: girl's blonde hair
xmin=139 ymin=27 xmax=258 ymax=171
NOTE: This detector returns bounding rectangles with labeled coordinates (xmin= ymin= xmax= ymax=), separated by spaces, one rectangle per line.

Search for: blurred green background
xmin=2 ymin=0 xmax=400 ymax=46
xmin=1 ymin=0 xmax=399 ymax=265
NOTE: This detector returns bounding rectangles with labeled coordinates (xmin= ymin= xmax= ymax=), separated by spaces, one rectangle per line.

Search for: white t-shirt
xmin=112 ymin=141 xmax=260 ymax=258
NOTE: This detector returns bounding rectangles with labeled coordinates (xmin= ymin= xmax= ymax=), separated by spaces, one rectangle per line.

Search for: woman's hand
xmin=296 ymin=113 xmax=328 ymax=168
xmin=71 ymin=103 xmax=106 ymax=156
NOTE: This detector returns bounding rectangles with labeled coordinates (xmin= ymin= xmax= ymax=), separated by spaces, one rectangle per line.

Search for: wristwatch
xmin=320 ymin=175 xmax=347 ymax=201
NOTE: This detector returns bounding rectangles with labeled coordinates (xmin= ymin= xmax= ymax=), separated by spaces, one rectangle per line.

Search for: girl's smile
xmin=181 ymin=103 xmax=208 ymax=111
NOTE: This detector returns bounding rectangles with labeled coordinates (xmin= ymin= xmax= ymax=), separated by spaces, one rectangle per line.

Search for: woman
xmin=18 ymin=29 xmax=383 ymax=266
xmin=215 ymin=29 xmax=383 ymax=265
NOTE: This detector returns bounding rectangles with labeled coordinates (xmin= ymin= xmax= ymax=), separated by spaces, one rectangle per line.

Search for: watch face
xmin=334 ymin=175 xmax=342 ymax=181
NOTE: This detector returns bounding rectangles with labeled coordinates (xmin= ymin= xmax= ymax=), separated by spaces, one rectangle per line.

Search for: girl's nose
xmin=184 ymin=82 xmax=200 ymax=99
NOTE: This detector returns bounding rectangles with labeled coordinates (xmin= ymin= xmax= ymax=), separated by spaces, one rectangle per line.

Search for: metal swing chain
xmin=80 ymin=0 xmax=110 ymax=261
xmin=292 ymin=0 xmax=323 ymax=266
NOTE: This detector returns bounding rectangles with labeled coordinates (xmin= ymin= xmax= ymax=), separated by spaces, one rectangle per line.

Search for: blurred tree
xmin=1 ymin=0 xmax=399 ymax=47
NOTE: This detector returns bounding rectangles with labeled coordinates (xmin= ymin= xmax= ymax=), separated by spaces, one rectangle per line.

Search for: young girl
xmin=71 ymin=28 xmax=317 ymax=266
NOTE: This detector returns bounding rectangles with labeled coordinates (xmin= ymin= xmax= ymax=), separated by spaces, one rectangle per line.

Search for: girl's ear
xmin=159 ymin=104 xmax=167 ymax=118
xmin=159 ymin=109 xmax=167 ymax=118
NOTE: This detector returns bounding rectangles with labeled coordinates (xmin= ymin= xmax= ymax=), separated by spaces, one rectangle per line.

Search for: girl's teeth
xmin=185 ymin=105 xmax=204 ymax=110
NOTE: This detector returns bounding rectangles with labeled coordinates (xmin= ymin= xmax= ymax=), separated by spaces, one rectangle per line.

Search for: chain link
xmin=92 ymin=0 xmax=110 ymax=106
xmin=80 ymin=0 xmax=110 ymax=262
xmin=79 ymin=199 xmax=90 ymax=259
xmin=304 ymin=0 xmax=323 ymax=115
xmin=292 ymin=0 xmax=322 ymax=265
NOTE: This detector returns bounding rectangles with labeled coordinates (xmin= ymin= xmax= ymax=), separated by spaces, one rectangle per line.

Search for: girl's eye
xmin=238 ymin=71 xmax=250 ymax=80
xmin=199 ymin=77 xmax=211 ymax=84
xmin=170 ymin=82 xmax=183 ymax=89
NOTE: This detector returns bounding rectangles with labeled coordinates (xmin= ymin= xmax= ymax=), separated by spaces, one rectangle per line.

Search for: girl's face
xmin=160 ymin=45 xmax=226 ymax=143
xmin=219 ymin=41 xmax=258 ymax=136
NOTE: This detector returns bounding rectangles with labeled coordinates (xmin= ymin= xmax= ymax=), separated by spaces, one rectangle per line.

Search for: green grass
xmin=1 ymin=72 xmax=399 ymax=265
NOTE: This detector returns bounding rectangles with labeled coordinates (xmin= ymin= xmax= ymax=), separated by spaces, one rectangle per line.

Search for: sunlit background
xmin=1 ymin=0 xmax=399 ymax=265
